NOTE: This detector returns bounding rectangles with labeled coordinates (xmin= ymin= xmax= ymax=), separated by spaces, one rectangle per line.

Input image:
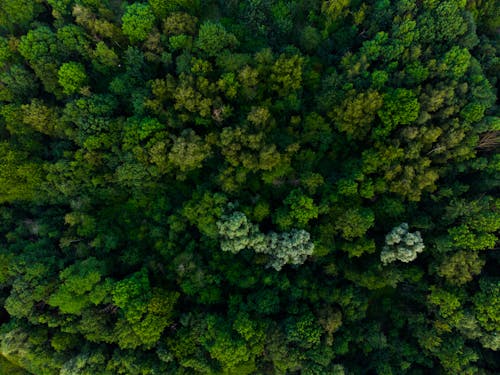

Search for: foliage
xmin=195 ymin=21 xmax=238 ymax=56
xmin=381 ymin=223 xmax=425 ymax=265
xmin=122 ymin=3 xmax=156 ymax=43
xmin=217 ymin=210 xmax=315 ymax=270
xmin=58 ymin=62 xmax=87 ymax=95
xmin=0 ymin=0 xmax=498 ymax=374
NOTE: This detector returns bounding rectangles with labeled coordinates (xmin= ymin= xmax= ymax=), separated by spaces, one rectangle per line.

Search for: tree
xmin=112 ymin=269 xmax=179 ymax=349
xmin=341 ymin=238 xmax=376 ymax=258
xmin=283 ymin=189 xmax=319 ymax=227
xmin=331 ymin=90 xmax=383 ymax=139
xmin=474 ymin=278 xmax=500 ymax=332
xmin=217 ymin=210 xmax=315 ymax=271
xmin=418 ymin=1 xmax=468 ymax=44
xmin=150 ymin=0 xmax=200 ymax=18
xmin=200 ymin=314 xmax=257 ymax=374
xmin=381 ymin=223 xmax=424 ymax=265
xmin=300 ymin=26 xmax=322 ymax=53
xmin=18 ymin=26 xmax=64 ymax=96
xmin=217 ymin=211 xmax=260 ymax=254
xmin=321 ymin=0 xmax=350 ymax=26
xmin=0 ymin=0 xmax=41 ymax=33
xmin=56 ymin=25 xmax=91 ymax=58
xmin=376 ymin=88 xmax=420 ymax=137
xmin=48 ymin=257 xmax=109 ymax=315
xmin=318 ymin=306 xmax=342 ymax=345
xmin=438 ymin=250 xmax=484 ymax=285
xmin=195 ymin=21 xmax=238 ymax=57
xmin=438 ymin=46 xmax=471 ymax=80
xmin=163 ymin=11 xmax=198 ymax=36
xmin=168 ymin=129 xmax=211 ymax=174
xmin=183 ymin=191 xmax=228 ymax=238
xmin=92 ymin=42 xmax=119 ymax=73
xmin=270 ymin=53 xmax=304 ymax=97
xmin=258 ymin=230 xmax=315 ymax=271
xmin=1 ymin=326 xmax=63 ymax=375
xmin=0 ymin=142 xmax=43 ymax=203
xmin=58 ymin=62 xmax=88 ymax=95
xmin=285 ymin=310 xmax=322 ymax=349
xmin=60 ymin=348 xmax=110 ymax=375
xmin=0 ymin=65 xmax=39 ymax=102
xmin=334 ymin=208 xmax=375 ymax=240
xmin=122 ymin=3 xmax=156 ymax=43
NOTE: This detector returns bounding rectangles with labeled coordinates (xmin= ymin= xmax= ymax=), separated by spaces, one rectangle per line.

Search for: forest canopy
xmin=0 ymin=0 xmax=499 ymax=374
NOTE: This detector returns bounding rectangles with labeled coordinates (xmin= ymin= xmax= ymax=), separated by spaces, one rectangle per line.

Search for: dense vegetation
xmin=0 ymin=0 xmax=499 ymax=374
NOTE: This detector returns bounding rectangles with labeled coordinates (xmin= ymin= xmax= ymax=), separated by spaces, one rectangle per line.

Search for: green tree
xmin=270 ymin=53 xmax=304 ymax=97
xmin=56 ymin=25 xmax=91 ymax=58
xmin=376 ymin=88 xmax=420 ymax=137
xmin=168 ymin=129 xmax=211 ymax=174
xmin=48 ymin=257 xmax=109 ymax=315
xmin=0 ymin=65 xmax=39 ymax=102
xmin=0 ymin=142 xmax=43 ymax=203
xmin=438 ymin=250 xmax=485 ymax=285
xmin=381 ymin=223 xmax=425 ymax=265
xmin=195 ymin=21 xmax=238 ymax=57
xmin=300 ymin=26 xmax=322 ymax=53
xmin=112 ymin=269 xmax=179 ymax=349
xmin=183 ymin=191 xmax=228 ymax=238
xmin=285 ymin=310 xmax=322 ymax=349
xmin=474 ymin=278 xmax=500 ymax=332
xmin=331 ymin=90 xmax=383 ymax=139
xmin=0 ymin=0 xmax=41 ymax=32
xmin=163 ymin=11 xmax=198 ymax=36
xmin=283 ymin=189 xmax=319 ymax=227
xmin=334 ymin=208 xmax=375 ymax=240
xmin=18 ymin=26 xmax=64 ymax=96
xmin=122 ymin=3 xmax=156 ymax=43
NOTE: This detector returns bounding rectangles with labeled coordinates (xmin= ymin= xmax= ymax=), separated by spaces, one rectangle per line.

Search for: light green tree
xmin=122 ymin=3 xmax=156 ymax=43
xmin=48 ymin=257 xmax=109 ymax=315
xmin=381 ymin=223 xmax=424 ymax=265
xmin=331 ymin=90 xmax=383 ymax=139
xmin=259 ymin=229 xmax=315 ymax=271
xmin=474 ymin=278 xmax=500 ymax=332
xmin=438 ymin=250 xmax=484 ymax=285
xmin=112 ymin=269 xmax=179 ymax=349
xmin=283 ymin=189 xmax=319 ymax=227
xmin=168 ymin=129 xmax=211 ymax=174
xmin=217 ymin=210 xmax=314 ymax=271
xmin=217 ymin=211 xmax=260 ymax=254
xmin=376 ymin=88 xmax=420 ymax=137
xmin=195 ymin=21 xmax=238 ymax=57
xmin=270 ymin=54 xmax=304 ymax=96
xmin=0 ymin=142 xmax=42 ymax=203
xmin=58 ymin=62 xmax=87 ymax=95
xmin=0 ymin=0 xmax=41 ymax=32
xmin=334 ymin=208 xmax=375 ymax=240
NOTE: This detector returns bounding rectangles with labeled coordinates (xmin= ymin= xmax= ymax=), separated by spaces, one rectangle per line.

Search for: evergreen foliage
xmin=0 ymin=0 xmax=498 ymax=374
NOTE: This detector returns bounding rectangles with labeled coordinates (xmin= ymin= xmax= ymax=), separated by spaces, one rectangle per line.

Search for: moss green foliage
xmin=0 ymin=354 xmax=29 ymax=375
xmin=58 ymin=62 xmax=87 ymax=95
xmin=195 ymin=21 xmax=238 ymax=56
xmin=0 ymin=0 xmax=498 ymax=374
xmin=121 ymin=2 xmax=155 ymax=43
